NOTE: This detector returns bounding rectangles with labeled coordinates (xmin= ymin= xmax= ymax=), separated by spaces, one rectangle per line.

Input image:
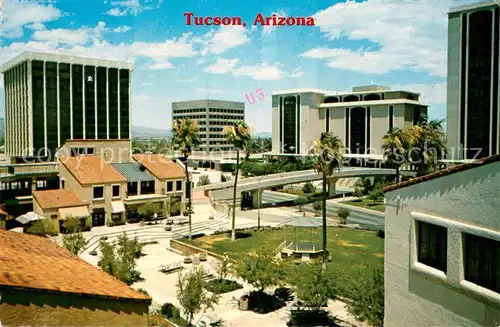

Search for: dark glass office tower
xmin=350 ymin=107 xmax=366 ymax=154
xmin=448 ymin=4 xmax=500 ymax=159
xmin=0 ymin=52 xmax=133 ymax=160
xmin=282 ymin=96 xmax=297 ymax=154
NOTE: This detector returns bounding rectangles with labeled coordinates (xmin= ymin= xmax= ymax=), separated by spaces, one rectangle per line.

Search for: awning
xmin=59 ymin=206 xmax=90 ymax=219
xmin=111 ymin=201 xmax=125 ymax=213
xmin=16 ymin=212 xmax=45 ymax=224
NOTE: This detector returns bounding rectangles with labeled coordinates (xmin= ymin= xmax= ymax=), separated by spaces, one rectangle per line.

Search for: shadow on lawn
xmin=286 ymin=309 xmax=343 ymax=327
xmin=247 ymin=290 xmax=286 ymax=314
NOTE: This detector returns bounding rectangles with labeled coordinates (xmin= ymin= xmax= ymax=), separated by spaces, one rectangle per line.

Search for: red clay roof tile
xmin=0 ymin=229 xmax=151 ymax=302
xmin=33 ymin=189 xmax=87 ymax=209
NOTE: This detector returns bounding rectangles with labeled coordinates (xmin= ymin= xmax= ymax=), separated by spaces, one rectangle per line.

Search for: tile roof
xmin=59 ymin=156 xmax=127 ymax=185
xmin=133 ymin=154 xmax=185 ymax=180
xmin=111 ymin=162 xmax=155 ymax=182
xmin=0 ymin=229 xmax=151 ymax=302
xmin=384 ymin=154 xmax=500 ymax=193
xmin=33 ymin=189 xmax=87 ymax=209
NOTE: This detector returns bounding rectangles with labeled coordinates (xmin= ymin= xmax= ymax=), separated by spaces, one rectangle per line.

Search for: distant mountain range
xmin=0 ymin=119 xmax=271 ymax=139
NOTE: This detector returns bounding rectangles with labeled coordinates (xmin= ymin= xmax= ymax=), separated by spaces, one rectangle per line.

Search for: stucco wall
xmin=59 ymin=140 xmax=132 ymax=163
xmin=384 ymin=161 xmax=500 ymax=327
xmin=0 ymin=287 xmax=149 ymax=327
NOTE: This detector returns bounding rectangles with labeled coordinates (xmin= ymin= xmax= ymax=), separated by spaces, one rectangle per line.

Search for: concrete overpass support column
xmin=251 ymin=189 xmax=263 ymax=209
xmin=328 ymin=178 xmax=338 ymax=197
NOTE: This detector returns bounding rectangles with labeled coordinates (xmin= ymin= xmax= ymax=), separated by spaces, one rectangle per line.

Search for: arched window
xmin=363 ymin=94 xmax=381 ymax=101
xmin=324 ymin=96 xmax=339 ymax=103
xmin=343 ymin=95 xmax=359 ymax=102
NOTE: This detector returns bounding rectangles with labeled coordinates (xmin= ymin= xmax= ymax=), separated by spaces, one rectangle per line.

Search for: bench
xmin=159 ymin=261 xmax=184 ymax=274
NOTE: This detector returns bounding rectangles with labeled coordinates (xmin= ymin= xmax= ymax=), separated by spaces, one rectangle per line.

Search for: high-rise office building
xmin=172 ymin=99 xmax=245 ymax=152
xmin=272 ymin=85 xmax=427 ymax=156
xmin=0 ymin=52 xmax=133 ymax=162
xmin=447 ymin=1 xmax=500 ymax=160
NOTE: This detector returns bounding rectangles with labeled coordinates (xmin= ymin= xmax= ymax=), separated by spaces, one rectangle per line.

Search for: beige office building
xmin=271 ymin=85 xmax=427 ymax=157
xmin=172 ymin=99 xmax=245 ymax=152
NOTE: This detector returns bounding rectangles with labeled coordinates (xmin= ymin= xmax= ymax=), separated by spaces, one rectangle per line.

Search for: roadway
xmin=260 ymin=190 xmax=352 ymax=218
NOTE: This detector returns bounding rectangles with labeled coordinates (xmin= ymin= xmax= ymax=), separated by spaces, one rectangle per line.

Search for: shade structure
xmin=16 ymin=212 xmax=44 ymax=225
xmin=111 ymin=201 xmax=126 ymax=213
xmin=58 ymin=206 xmax=90 ymax=219
xmin=284 ymin=216 xmax=322 ymax=228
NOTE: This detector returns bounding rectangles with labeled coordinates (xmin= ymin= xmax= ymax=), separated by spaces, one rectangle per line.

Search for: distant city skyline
xmin=0 ymin=0 xmax=484 ymax=133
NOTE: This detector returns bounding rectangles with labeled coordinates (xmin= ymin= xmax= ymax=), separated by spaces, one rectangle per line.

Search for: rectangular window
xmin=87 ymin=147 xmax=94 ymax=155
xmin=108 ymin=68 xmax=119 ymax=139
xmin=59 ymin=63 xmax=71 ymax=146
xmin=84 ymin=66 xmax=96 ymax=139
xmin=464 ymin=233 xmax=500 ymax=293
xmin=389 ymin=105 xmax=394 ymax=131
xmin=167 ymin=181 xmax=174 ymax=192
xmin=32 ymin=60 xmax=45 ymax=153
xmin=176 ymin=180 xmax=183 ymax=191
xmin=417 ymin=221 xmax=447 ymax=272
xmin=112 ymin=213 xmax=122 ymax=221
xmin=72 ymin=64 xmax=84 ymax=139
xmin=93 ymin=186 xmax=104 ymax=199
xmin=46 ymin=62 xmax=58 ymax=155
xmin=119 ymin=69 xmax=130 ymax=138
xmin=112 ymin=185 xmax=120 ymax=197
xmin=97 ymin=67 xmax=107 ymax=139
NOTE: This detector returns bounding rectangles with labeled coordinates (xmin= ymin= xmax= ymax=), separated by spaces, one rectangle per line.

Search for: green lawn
xmin=341 ymin=199 xmax=385 ymax=212
xmin=182 ymin=227 xmax=384 ymax=298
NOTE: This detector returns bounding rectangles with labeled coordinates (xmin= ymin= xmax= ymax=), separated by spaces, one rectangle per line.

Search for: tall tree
xmin=172 ymin=119 xmax=201 ymax=239
xmin=309 ymin=132 xmax=344 ymax=256
xmin=407 ymin=116 xmax=447 ymax=176
xmin=382 ymin=127 xmax=408 ymax=183
xmin=223 ymin=121 xmax=252 ymax=241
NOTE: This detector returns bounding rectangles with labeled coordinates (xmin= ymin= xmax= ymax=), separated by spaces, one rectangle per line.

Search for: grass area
xmin=182 ymin=227 xmax=384 ymax=298
xmin=341 ymin=199 xmax=385 ymax=212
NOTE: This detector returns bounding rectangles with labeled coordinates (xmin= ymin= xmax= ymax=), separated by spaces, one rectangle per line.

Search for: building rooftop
xmin=272 ymin=87 xmax=421 ymax=97
xmin=449 ymin=0 xmax=496 ymax=14
xmin=111 ymin=162 xmax=156 ymax=182
xmin=133 ymin=154 xmax=185 ymax=180
xmin=384 ymin=154 xmax=500 ymax=193
xmin=0 ymin=51 xmax=134 ymax=73
xmin=59 ymin=156 xmax=127 ymax=185
xmin=0 ymin=229 xmax=151 ymax=302
xmin=33 ymin=189 xmax=87 ymax=210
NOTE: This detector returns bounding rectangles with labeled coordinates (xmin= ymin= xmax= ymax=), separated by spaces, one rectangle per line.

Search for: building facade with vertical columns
xmin=271 ymin=86 xmax=427 ymax=156
xmin=0 ymin=52 xmax=133 ymax=163
xmin=447 ymin=1 xmax=500 ymax=160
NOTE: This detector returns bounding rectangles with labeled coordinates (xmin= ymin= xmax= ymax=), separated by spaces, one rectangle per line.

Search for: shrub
xmin=137 ymin=288 xmax=150 ymax=296
xmin=337 ymin=208 xmax=350 ymax=225
xmin=139 ymin=201 xmax=161 ymax=221
xmin=312 ymin=200 xmax=323 ymax=215
xmin=220 ymin=174 xmax=229 ymax=182
xmin=205 ymin=279 xmax=243 ymax=294
xmin=25 ymin=219 xmax=58 ymax=236
xmin=161 ymin=302 xmax=180 ymax=319
xmin=302 ymin=182 xmax=316 ymax=195
xmin=274 ymin=287 xmax=294 ymax=302
xmin=106 ymin=221 xmax=115 ymax=227
xmin=377 ymin=230 xmax=385 ymax=239
xmin=197 ymin=175 xmax=211 ymax=186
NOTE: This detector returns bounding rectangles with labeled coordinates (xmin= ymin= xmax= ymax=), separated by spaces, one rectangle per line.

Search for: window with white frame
xmin=417 ymin=220 xmax=448 ymax=273
xmin=463 ymin=233 xmax=500 ymax=293
xmin=166 ymin=181 xmax=174 ymax=193
xmin=176 ymin=180 xmax=183 ymax=192
xmin=93 ymin=186 xmax=104 ymax=200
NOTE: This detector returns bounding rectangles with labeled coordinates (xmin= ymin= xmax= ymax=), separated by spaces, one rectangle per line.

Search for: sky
xmin=0 ymin=0 xmax=485 ymax=133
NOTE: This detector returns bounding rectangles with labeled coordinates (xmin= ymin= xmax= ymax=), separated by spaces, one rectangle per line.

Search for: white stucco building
xmin=384 ymin=155 xmax=500 ymax=327
xmin=271 ymin=85 xmax=427 ymax=159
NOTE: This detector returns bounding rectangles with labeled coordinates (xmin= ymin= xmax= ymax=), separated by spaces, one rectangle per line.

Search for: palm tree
xmin=309 ymin=132 xmax=344 ymax=255
xmin=223 ymin=121 xmax=252 ymax=241
xmin=171 ymin=118 xmax=200 ymax=240
xmin=407 ymin=117 xmax=447 ymax=176
xmin=382 ymin=127 xmax=408 ymax=183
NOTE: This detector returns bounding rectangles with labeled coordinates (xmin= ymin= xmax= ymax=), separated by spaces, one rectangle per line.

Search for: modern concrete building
xmin=271 ymin=85 xmax=427 ymax=157
xmin=447 ymin=1 xmax=500 ymax=160
xmin=0 ymin=51 xmax=133 ymax=162
xmin=384 ymin=155 xmax=500 ymax=327
xmin=172 ymin=99 xmax=245 ymax=152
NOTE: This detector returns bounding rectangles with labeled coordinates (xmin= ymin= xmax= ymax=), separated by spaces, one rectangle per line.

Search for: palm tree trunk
xmin=322 ymin=171 xmax=327 ymax=254
xmin=231 ymin=149 xmax=240 ymax=241
xmin=184 ymin=160 xmax=192 ymax=240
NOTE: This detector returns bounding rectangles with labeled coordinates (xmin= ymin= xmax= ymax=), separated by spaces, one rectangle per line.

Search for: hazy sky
xmin=0 ymin=0 xmax=483 ymax=133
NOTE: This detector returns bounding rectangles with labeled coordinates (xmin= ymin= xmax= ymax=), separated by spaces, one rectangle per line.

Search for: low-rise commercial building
xmin=32 ymin=189 xmax=90 ymax=233
xmin=384 ymin=155 xmax=500 ymax=327
xmin=0 ymin=229 xmax=151 ymax=326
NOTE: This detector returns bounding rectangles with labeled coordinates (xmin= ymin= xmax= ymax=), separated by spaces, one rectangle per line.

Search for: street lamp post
xmin=248 ymin=173 xmax=265 ymax=231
